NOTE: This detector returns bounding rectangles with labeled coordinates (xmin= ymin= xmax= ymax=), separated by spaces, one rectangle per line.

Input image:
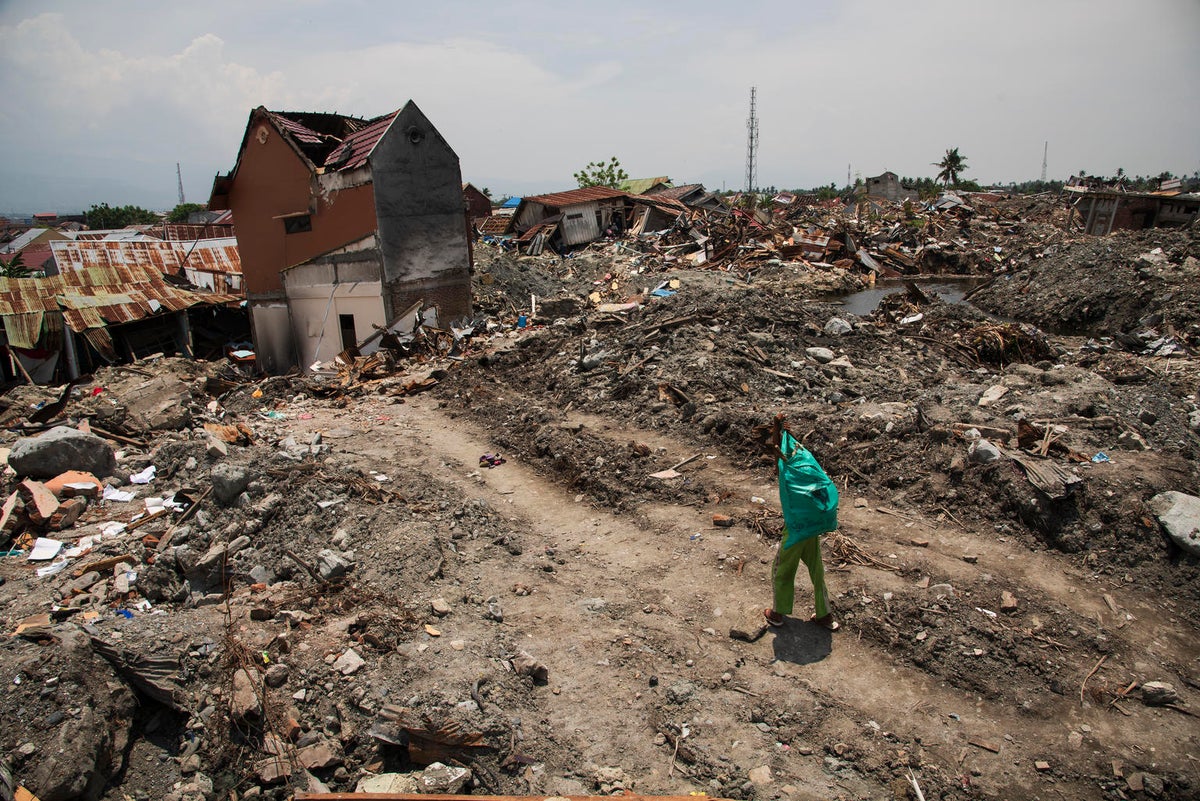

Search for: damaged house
xmin=509 ymin=187 xmax=632 ymax=253
xmin=0 ymin=239 xmax=242 ymax=384
xmin=209 ymin=102 xmax=472 ymax=374
xmin=1063 ymin=180 xmax=1200 ymax=235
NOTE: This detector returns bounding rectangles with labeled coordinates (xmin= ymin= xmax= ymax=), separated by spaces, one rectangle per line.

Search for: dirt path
xmin=297 ymin=392 xmax=1200 ymax=799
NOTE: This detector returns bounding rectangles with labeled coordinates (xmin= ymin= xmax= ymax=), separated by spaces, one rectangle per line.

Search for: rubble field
xmin=1 ymin=214 xmax=1199 ymax=801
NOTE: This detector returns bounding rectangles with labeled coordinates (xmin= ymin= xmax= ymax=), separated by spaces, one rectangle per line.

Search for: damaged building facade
xmin=210 ymin=101 xmax=471 ymax=374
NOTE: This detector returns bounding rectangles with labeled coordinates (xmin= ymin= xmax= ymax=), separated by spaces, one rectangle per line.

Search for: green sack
xmin=777 ymin=430 xmax=839 ymax=548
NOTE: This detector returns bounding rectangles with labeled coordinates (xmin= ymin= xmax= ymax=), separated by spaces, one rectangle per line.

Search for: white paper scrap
xmin=27 ymin=537 xmax=64 ymax=561
xmin=130 ymin=466 xmax=156 ymax=485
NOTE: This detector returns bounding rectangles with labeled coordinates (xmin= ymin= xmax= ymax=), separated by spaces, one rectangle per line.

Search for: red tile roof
xmin=522 ymin=187 xmax=628 ymax=207
xmin=268 ymin=112 xmax=325 ymax=145
xmin=325 ymin=111 xmax=398 ymax=171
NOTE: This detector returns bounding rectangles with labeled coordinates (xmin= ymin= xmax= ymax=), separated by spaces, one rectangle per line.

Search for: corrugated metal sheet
xmin=50 ymin=239 xmax=242 ymax=281
xmin=325 ymin=111 xmax=398 ymax=171
xmin=522 ymin=187 xmax=628 ymax=207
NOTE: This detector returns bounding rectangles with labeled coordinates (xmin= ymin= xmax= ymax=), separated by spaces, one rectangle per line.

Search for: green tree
xmin=574 ymin=157 xmax=629 ymax=189
xmin=84 ymin=203 xmax=159 ymax=229
xmin=933 ymin=147 xmax=968 ymax=187
xmin=167 ymin=202 xmax=205 ymax=223
xmin=0 ymin=252 xmax=30 ymax=278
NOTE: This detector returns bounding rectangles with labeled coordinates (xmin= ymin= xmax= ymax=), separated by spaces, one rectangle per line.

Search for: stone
xmin=927 ymin=583 xmax=955 ymax=598
xmin=667 ymin=680 xmax=697 ymax=703
xmin=1034 ymin=760 xmax=1051 ymax=772
xmin=968 ymin=438 xmax=1002 ymax=464
xmin=249 ymin=565 xmax=276 ymax=585
xmin=256 ymin=755 xmax=292 ymax=785
xmin=210 ymin=463 xmax=252 ymax=506
xmin=712 ymin=513 xmax=734 ymax=527
xmin=421 ymin=762 xmax=472 ymax=794
xmin=431 ymin=597 xmax=452 ymax=616
xmin=1140 ymin=681 xmax=1178 ymax=706
xmin=296 ymin=740 xmax=343 ymax=770
xmin=332 ymin=647 xmax=364 ymax=676
xmin=9 ymin=426 xmax=117 ymax=479
xmin=805 ymin=347 xmax=835 ymax=364
xmin=1000 ymin=591 xmax=1018 ymax=612
xmin=978 ymin=384 xmax=1009 ymax=407
xmin=231 ymin=668 xmax=262 ymax=722
xmin=264 ymin=664 xmax=290 ymax=688
xmin=824 ymin=317 xmax=853 ymax=336
xmin=1189 ymin=409 xmax=1200 ymax=433
xmin=206 ymin=436 xmax=228 ymax=459
xmin=356 ymin=773 xmax=421 ymax=794
xmin=1115 ymin=430 xmax=1150 ymax=451
xmin=316 ymin=549 xmax=354 ymax=581
xmin=748 ymin=765 xmax=773 ymax=786
xmin=125 ymin=374 xmax=192 ymax=431
xmin=511 ymin=650 xmax=548 ymax=682
xmin=1147 ymin=492 xmax=1200 ymax=556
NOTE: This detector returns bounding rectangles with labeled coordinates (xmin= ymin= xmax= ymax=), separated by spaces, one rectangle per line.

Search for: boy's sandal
xmin=809 ymin=614 xmax=840 ymax=631
xmin=764 ymin=609 xmax=785 ymax=627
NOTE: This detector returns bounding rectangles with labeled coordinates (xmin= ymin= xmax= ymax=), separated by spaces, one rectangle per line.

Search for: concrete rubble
xmin=0 ymin=199 xmax=1196 ymax=801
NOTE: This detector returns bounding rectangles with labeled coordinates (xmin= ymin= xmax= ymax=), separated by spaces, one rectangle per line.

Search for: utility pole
xmin=745 ymin=87 xmax=758 ymax=194
xmin=176 ymin=162 xmax=186 ymax=205
xmin=1040 ymin=142 xmax=1048 ymax=182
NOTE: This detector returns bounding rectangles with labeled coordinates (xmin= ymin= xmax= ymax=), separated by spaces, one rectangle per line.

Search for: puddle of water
xmin=830 ymin=278 xmax=986 ymax=316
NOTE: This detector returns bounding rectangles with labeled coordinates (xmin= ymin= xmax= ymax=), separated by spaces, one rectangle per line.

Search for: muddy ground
xmin=1 ymin=220 xmax=1198 ymax=801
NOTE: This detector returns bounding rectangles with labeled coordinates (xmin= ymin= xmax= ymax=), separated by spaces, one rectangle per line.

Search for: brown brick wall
xmin=386 ymin=273 xmax=472 ymax=321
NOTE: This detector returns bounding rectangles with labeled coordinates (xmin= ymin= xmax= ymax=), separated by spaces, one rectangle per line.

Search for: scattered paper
xmin=130 ymin=466 xmax=156 ymax=484
xmin=64 ymin=535 xmax=97 ymax=558
xmin=98 ymin=521 xmax=127 ymax=538
xmin=37 ymin=559 xmax=69 ymax=577
xmin=103 ymin=485 xmax=136 ymax=502
xmin=27 ymin=537 xmax=64 ymax=561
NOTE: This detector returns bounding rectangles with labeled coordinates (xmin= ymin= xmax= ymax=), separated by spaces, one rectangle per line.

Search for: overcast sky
xmin=1 ymin=0 xmax=1197 ymax=214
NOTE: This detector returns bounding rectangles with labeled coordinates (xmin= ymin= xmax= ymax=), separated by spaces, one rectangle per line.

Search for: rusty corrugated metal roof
xmin=522 ymin=187 xmax=628 ymax=207
xmin=50 ymin=239 xmax=242 ymax=279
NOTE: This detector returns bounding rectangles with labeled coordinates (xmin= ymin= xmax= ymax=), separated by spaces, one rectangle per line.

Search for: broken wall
xmin=248 ymin=303 xmax=293 ymax=375
xmin=282 ymin=246 xmax=386 ymax=369
xmin=371 ymin=101 xmax=472 ymax=319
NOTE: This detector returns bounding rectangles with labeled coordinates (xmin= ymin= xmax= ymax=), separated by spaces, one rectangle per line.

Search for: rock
xmin=249 ymin=565 xmax=276 ymax=585
xmin=9 ymin=426 xmax=117 ymax=479
xmin=748 ymin=765 xmax=773 ymax=786
xmin=125 ymin=375 xmax=192 ymax=431
xmin=264 ymin=664 xmax=290 ymax=688
xmin=824 ymin=317 xmax=853 ymax=336
xmin=296 ymin=740 xmax=343 ymax=770
xmin=1147 ymin=492 xmax=1200 ymax=556
xmin=210 ymin=463 xmax=252 ymax=506
xmin=712 ymin=513 xmax=734 ymax=527
xmin=1000 ymin=591 xmax=1019 ymax=612
xmin=332 ymin=647 xmax=364 ymax=676
xmin=206 ymin=436 xmax=228 ymax=459
xmin=484 ymin=596 xmax=503 ymax=621
xmin=1115 ymin=430 xmax=1150 ymax=450
xmin=805 ymin=347 xmax=836 ymax=364
xmin=978 ymin=384 xmax=1009 ymax=407
xmin=316 ymin=549 xmax=354 ymax=581
xmin=511 ymin=650 xmax=548 ymax=683
xmin=29 ymin=705 xmax=115 ymax=801
xmin=968 ymin=438 xmax=1002 ymax=464
xmin=1034 ymin=760 xmax=1051 ymax=772
xmin=231 ymin=668 xmax=262 ymax=722
xmin=927 ymin=583 xmax=956 ymax=598
xmin=730 ymin=623 xmax=767 ymax=642
xmin=356 ymin=773 xmax=421 ymax=794
xmin=1189 ymin=409 xmax=1200 ymax=433
xmin=667 ymin=679 xmax=697 ymax=703
xmin=1140 ymin=681 xmax=1178 ymax=706
xmin=421 ymin=762 xmax=472 ymax=794
xmin=431 ymin=597 xmax=452 ymax=616
xmin=256 ymin=755 xmax=291 ymax=785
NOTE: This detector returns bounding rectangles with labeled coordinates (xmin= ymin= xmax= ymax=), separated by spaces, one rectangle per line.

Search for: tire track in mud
xmin=324 ymin=393 xmax=1199 ymax=798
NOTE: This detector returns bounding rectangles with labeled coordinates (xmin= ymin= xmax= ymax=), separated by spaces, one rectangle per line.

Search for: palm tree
xmin=933 ymin=147 xmax=968 ymax=187
xmin=0 ymin=252 xmax=29 ymax=278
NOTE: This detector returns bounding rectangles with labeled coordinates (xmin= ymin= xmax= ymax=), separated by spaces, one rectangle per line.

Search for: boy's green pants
xmin=771 ymin=529 xmax=829 ymax=618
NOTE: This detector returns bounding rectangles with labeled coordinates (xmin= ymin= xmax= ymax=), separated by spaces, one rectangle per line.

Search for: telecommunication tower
xmin=176 ymin=162 xmax=186 ymax=205
xmin=1040 ymin=142 xmax=1048 ymax=182
xmin=745 ymin=88 xmax=759 ymax=193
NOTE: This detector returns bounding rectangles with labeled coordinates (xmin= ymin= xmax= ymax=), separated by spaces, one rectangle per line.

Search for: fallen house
xmin=0 ymin=242 xmax=243 ymax=383
xmin=1063 ymin=182 xmax=1200 ymax=235
xmin=654 ymin=183 xmax=730 ymax=213
xmin=509 ymin=187 xmax=631 ymax=251
xmin=462 ymin=183 xmax=492 ymax=223
xmin=210 ymin=102 xmax=472 ymax=374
